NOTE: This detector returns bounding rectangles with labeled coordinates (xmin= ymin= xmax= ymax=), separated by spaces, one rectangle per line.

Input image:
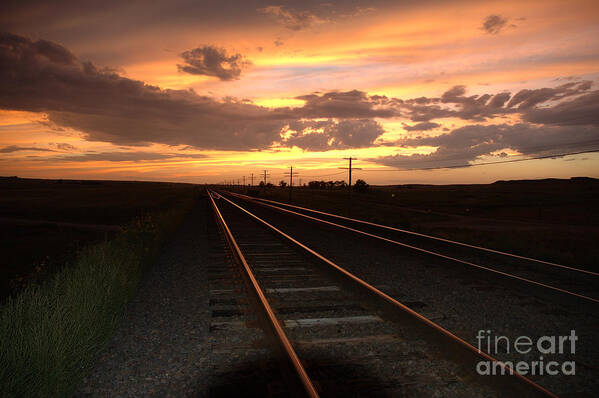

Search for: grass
xmin=0 ymin=177 xmax=199 ymax=300
xmin=0 ymin=188 xmax=197 ymax=397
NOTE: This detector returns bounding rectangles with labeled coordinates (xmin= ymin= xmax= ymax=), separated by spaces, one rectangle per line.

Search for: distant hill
xmin=492 ymin=177 xmax=598 ymax=185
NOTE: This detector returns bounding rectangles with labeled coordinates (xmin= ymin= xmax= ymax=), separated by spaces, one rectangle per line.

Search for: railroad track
xmin=205 ymin=209 xmax=284 ymax=397
xmin=224 ymin=190 xmax=599 ymax=307
xmin=207 ymin=190 xmax=558 ymax=397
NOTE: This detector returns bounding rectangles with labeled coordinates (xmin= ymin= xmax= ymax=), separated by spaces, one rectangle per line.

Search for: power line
xmin=300 ymin=170 xmax=347 ymax=178
xmin=216 ymin=148 xmax=598 ymax=182
xmin=360 ymin=148 xmax=599 ymax=172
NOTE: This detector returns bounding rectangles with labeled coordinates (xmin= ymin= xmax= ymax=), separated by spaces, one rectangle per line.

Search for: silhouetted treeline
xmin=306 ymin=179 xmax=369 ymax=192
xmin=308 ymin=180 xmax=347 ymax=189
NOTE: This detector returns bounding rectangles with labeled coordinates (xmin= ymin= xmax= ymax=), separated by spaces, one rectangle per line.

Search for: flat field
xmin=0 ymin=177 xmax=198 ymax=300
xmin=235 ymin=177 xmax=599 ymax=272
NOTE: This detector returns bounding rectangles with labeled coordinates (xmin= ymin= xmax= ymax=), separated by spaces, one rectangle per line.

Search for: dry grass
xmin=0 ymin=190 xmax=196 ymax=397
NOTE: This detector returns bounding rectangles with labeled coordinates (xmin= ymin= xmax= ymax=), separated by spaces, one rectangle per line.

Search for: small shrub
xmin=353 ymin=179 xmax=369 ymax=193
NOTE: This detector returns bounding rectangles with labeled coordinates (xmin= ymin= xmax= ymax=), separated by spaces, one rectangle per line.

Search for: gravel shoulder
xmin=75 ymin=198 xmax=289 ymax=397
xmin=76 ymin=200 xmax=214 ymax=396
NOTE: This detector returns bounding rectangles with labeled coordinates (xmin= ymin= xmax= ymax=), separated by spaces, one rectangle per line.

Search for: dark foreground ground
xmin=0 ymin=177 xmax=198 ymax=300
xmin=3 ymin=176 xmax=594 ymax=395
xmin=76 ymin=186 xmax=598 ymax=396
xmin=234 ymin=177 xmax=599 ymax=272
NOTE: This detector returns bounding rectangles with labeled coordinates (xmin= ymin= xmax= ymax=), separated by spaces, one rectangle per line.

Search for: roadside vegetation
xmin=0 ymin=182 xmax=198 ymax=397
xmin=0 ymin=177 xmax=198 ymax=300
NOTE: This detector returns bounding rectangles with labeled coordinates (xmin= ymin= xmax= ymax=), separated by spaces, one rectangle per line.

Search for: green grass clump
xmin=0 ymin=193 xmax=195 ymax=397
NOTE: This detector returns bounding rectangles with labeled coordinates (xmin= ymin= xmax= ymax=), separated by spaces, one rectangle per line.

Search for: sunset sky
xmin=1 ymin=0 xmax=598 ymax=184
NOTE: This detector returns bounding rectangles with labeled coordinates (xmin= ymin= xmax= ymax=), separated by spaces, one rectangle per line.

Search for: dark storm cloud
xmin=523 ymin=90 xmax=599 ymax=126
xmin=434 ymin=85 xmax=509 ymax=121
xmin=46 ymin=151 xmax=206 ymax=162
xmin=374 ymin=81 xmax=599 ymax=168
xmin=401 ymin=123 xmax=598 ymax=154
xmin=403 ymin=122 xmax=440 ymax=131
xmin=0 ymin=32 xmax=285 ymax=150
xmin=0 ymin=145 xmax=56 ymax=153
xmin=258 ymin=3 xmax=378 ymax=32
xmin=294 ymin=90 xmax=398 ymax=118
xmin=487 ymin=92 xmax=511 ymax=108
xmin=2 ymin=32 xmax=597 ymax=160
xmin=506 ymin=81 xmax=592 ymax=109
xmin=178 ymin=45 xmax=250 ymax=81
xmin=50 ymin=142 xmax=77 ymax=151
xmin=481 ymin=15 xmax=509 ymax=34
xmin=372 ymin=123 xmax=599 ymax=169
xmin=405 ymin=96 xmax=436 ymax=105
xmin=1 ymin=1 xmax=385 ymax=40
xmin=401 ymin=82 xmax=595 ymax=123
xmin=440 ymin=85 xmax=467 ymax=101
xmin=259 ymin=5 xmax=322 ymax=31
xmin=279 ymin=90 xmax=395 ymax=150
xmin=0 ymin=32 xmax=393 ymax=151
xmin=402 ymin=103 xmax=454 ymax=122
xmin=282 ymin=119 xmax=384 ymax=151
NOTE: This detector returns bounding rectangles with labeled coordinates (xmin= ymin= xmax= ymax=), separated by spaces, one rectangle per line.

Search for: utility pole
xmin=339 ymin=157 xmax=362 ymax=205
xmin=243 ymin=176 xmax=246 ymax=187
xmin=340 ymin=157 xmax=362 ymax=188
xmin=284 ymin=166 xmax=299 ymax=201
xmin=262 ymin=170 xmax=270 ymax=194
xmin=251 ymin=173 xmax=254 ymax=187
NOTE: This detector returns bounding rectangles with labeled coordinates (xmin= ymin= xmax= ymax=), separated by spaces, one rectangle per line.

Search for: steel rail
xmin=208 ymin=191 xmax=319 ymax=398
xmin=226 ymin=191 xmax=599 ymax=304
xmin=215 ymin=191 xmax=558 ymax=398
xmin=228 ymin=191 xmax=598 ymax=277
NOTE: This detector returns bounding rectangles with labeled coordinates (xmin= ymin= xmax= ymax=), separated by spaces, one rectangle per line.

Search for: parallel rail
xmin=225 ymin=190 xmax=599 ymax=304
xmin=208 ymin=189 xmax=558 ymax=397
xmin=230 ymin=192 xmax=598 ymax=277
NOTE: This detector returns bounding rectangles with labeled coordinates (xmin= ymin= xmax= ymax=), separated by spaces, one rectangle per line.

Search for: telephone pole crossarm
xmin=339 ymin=157 xmax=362 ymax=189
